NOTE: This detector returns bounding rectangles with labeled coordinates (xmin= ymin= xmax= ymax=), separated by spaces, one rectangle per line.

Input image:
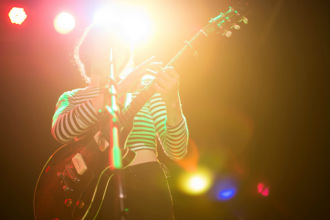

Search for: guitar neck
xmin=118 ymin=30 xmax=206 ymax=125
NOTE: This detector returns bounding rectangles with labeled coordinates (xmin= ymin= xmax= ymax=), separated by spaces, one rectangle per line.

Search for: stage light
xmin=8 ymin=7 xmax=27 ymax=25
xmin=54 ymin=12 xmax=75 ymax=34
xmin=257 ymin=183 xmax=269 ymax=196
xmin=93 ymin=6 xmax=151 ymax=43
xmin=189 ymin=176 xmax=207 ymax=191
xmin=124 ymin=12 xmax=150 ymax=42
xmin=178 ymin=167 xmax=213 ymax=195
xmin=94 ymin=8 xmax=117 ymax=25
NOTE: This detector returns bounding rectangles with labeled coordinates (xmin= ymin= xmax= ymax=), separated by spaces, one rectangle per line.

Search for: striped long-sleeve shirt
xmin=51 ymin=86 xmax=188 ymax=160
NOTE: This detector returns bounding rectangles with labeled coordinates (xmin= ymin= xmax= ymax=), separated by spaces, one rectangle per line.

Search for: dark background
xmin=1 ymin=0 xmax=329 ymax=219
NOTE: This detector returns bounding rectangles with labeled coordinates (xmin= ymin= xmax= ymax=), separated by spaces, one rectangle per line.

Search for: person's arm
xmin=150 ymin=66 xmax=189 ymax=160
xmin=51 ymin=91 xmax=98 ymax=144
xmin=164 ymin=94 xmax=183 ymax=127
xmin=148 ymin=93 xmax=188 ymax=160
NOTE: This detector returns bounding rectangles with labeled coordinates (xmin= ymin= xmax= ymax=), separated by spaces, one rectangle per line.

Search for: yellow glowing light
xmin=189 ymin=176 xmax=207 ymax=191
xmin=178 ymin=167 xmax=213 ymax=195
xmin=54 ymin=12 xmax=75 ymax=34
xmin=8 ymin=7 xmax=27 ymax=25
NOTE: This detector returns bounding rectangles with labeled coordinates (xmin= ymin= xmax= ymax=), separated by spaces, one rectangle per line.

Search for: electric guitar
xmin=33 ymin=3 xmax=250 ymax=220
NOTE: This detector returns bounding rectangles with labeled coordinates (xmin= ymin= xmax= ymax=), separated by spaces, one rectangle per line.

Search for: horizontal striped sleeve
xmin=148 ymin=93 xmax=189 ymax=161
xmin=51 ymin=91 xmax=98 ymax=144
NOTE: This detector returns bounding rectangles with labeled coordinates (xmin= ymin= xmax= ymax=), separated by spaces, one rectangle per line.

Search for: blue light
xmin=218 ymin=187 xmax=236 ymax=200
xmin=211 ymin=176 xmax=238 ymax=201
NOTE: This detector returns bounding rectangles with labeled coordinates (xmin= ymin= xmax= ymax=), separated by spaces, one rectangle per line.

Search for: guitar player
xmin=51 ymin=23 xmax=189 ymax=219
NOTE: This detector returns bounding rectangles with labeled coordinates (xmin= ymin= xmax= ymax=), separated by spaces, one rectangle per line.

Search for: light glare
xmin=93 ymin=6 xmax=151 ymax=43
xmin=54 ymin=12 xmax=75 ymax=34
xmin=9 ymin=7 xmax=27 ymax=25
xmin=189 ymin=176 xmax=207 ymax=191
xmin=212 ymin=177 xmax=238 ymax=201
xmin=218 ymin=187 xmax=236 ymax=200
xmin=258 ymin=183 xmax=269 ymax=196
xmin=94 ymin=8 xmax=116 ymax=25
xmin=178 ymin=167 xmax=212 ymax=195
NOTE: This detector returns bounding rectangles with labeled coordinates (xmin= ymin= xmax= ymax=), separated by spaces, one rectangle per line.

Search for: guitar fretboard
xmin=117 ymin=30 xmax=206 ymax=125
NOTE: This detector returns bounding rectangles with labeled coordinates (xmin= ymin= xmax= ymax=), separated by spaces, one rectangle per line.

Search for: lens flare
xmin=176 ymin=138 xmax=199 ymax=172
xmin=93 ymin=6 xmax=151 ymax=43
xmin=258 ymin=183 xmax=269 ymax=196
xmin=8 ymin=7 xmax=27 ymax=25
xmin=189 ymin=176 xmax=207 ymax=191
xmin=218 ymin=187 xmax=237 ymax=200
xmin=54 ymin=12 xmax=75 ymax=34
xmin=212 ymin=176 xmax=238 ymax=201
xmin=178 ymin=167 xmax=213 ymax=195
xmin=94 ymin=8 xmax=116 ymax=25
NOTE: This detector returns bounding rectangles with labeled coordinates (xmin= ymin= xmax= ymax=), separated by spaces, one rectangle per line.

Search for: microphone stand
xmin=100 ymin=48 xmax=128 ymax=220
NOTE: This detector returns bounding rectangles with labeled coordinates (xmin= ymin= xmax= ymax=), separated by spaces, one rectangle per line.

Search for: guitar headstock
xmin=202 ymin=2 xmax=251 ymax=37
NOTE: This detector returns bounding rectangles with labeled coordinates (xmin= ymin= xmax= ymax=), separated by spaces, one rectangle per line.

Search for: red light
xmin=258 ymin=183 xmax=264 ymax=193
xmin=261 ymin=187 xmax=269 ymax=196
xmin=45 ymin=166 xmax=50 ymax=172
xmin=8 ymin=7 xmax=27 ymax=25
xmin=258 ymin=183 xmax=269 ymax=196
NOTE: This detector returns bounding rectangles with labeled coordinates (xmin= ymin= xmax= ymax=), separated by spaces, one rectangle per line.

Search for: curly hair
xmin=73 ymin=25 xmax=93 ymax=84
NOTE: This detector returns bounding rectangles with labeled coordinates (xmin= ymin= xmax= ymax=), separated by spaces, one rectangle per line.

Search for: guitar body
xmin=34 ymin=120 xmax=136 ymax=220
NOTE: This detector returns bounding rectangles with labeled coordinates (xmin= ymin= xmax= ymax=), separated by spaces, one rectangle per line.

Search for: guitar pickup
xmin=72 ymin=153 xmax=87 ymax=175
xmin=94 ymin=131 xmax=109 ymax=152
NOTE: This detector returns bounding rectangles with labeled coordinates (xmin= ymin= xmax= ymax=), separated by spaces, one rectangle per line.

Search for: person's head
xmin=74 ymin=23 xmax=133 ymax=84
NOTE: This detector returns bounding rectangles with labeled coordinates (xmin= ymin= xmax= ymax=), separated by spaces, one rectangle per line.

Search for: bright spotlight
xmin=54 ymin=12 xmax=75 ymax=34
xmin=8 ymin=7 xmax=27 ymax=25
xmin=125 ymin=13 xmax=150 ymax=42
xmin=94 ymin=8 xmax=116 ymax=25
xmin=189 ymin=176 xmax=207 ymax=191
xmin=178 ymin=167 xmax=213 ymax=195
xmin=93 ymin=6 xmax=151 ymax=43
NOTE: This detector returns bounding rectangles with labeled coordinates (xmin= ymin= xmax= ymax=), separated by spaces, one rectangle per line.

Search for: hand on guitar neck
xmin=91 ymin=56 xmax=158 ymax=112
xmin=91 ymin=56 xmax=183 ymax=128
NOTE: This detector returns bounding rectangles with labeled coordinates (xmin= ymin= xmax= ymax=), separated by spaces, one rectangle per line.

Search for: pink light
xmin=8 ymin=7 xmax=27 ymax=25
xmin=261 ymin=187 xmax=269 ymax=196
xmin=257 ymin=183 xmax=269 ymax=196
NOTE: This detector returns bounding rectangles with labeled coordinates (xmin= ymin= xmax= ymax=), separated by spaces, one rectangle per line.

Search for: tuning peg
xmin=224 ymin=30 xmax=232 ymax=37
xmin=241 ymin=17 xmax=248 ymax=24
xmin=233 ymin=24 xmax=240 ymax=30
